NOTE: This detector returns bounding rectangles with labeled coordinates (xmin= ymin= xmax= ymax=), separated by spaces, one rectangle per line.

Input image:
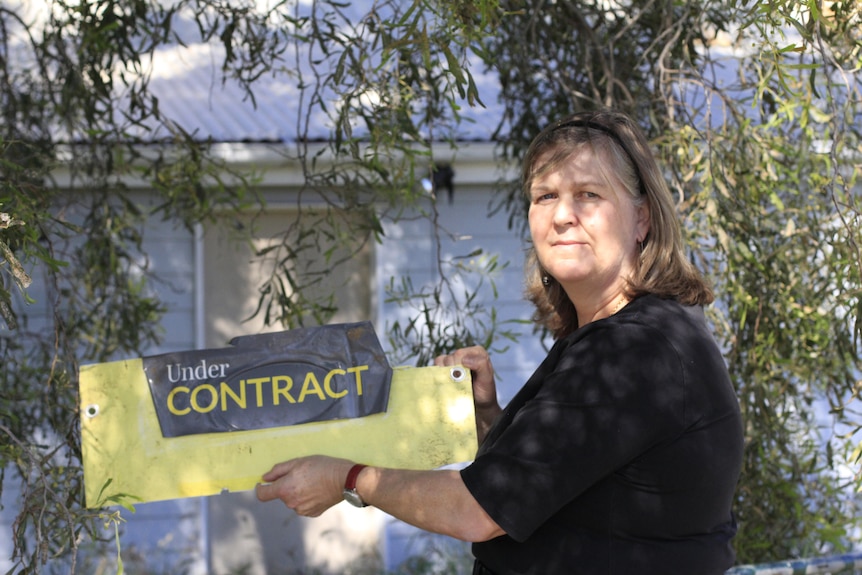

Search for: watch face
xmin=343 ymin=489 xmax=366 ymax=508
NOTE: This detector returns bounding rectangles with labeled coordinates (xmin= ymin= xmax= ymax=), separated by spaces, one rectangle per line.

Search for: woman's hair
xmin=523 ymin=109 xmax=713 ymax=339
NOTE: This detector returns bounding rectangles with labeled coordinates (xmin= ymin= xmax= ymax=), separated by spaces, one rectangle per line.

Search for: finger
xmin=457 ymin=348 xmax=491 ymax=371
xmin=255 ymin=481 xmax=278 ymax=502
xmin=261 ymin=460 xmax=294 ymax=483
xmin=295 ymin=503 xmax=325 ymax=518
xmin=458 ymin=354 xmax=482 ymax=370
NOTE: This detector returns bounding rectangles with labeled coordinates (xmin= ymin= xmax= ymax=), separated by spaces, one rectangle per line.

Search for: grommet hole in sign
xmin=450 ymin=367 xmax=466 ymax=382
xmin=84 ymin=404 xmax=99 ymax=418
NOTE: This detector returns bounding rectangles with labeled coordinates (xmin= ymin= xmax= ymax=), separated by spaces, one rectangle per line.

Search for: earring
xmin=542 ymin=275 xmax=551 ymax=286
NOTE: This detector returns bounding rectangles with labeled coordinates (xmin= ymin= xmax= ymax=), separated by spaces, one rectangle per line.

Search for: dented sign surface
xmin=141 ymin=322 xmax=392 ymax=437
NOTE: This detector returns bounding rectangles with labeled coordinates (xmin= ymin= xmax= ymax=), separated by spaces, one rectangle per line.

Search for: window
xmin=203 ymin=208 xmax=373 ymax=347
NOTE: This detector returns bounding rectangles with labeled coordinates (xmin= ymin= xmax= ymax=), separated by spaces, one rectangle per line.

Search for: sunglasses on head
xmin=549 ymin=118 xmax=647 ymax=196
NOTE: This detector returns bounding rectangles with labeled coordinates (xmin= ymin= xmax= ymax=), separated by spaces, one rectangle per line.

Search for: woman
xmin=256 ymin=110 xmax=744 ymax=574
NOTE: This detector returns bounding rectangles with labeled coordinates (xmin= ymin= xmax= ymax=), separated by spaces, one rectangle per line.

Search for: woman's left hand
xmin=255 ymin=455 xmax=354 ymax=517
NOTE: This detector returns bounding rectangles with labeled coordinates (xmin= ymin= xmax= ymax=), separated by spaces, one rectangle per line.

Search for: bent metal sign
xmin=142 ymin=322 xmax=392 ymax=438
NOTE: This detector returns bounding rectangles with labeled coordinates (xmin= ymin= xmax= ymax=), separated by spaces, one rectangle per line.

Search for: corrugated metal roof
xmin=144 ymin=40 xmax=501 ymax=144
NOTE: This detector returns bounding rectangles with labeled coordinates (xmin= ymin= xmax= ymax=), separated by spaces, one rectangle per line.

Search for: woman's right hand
xmin=434 ymin=346 xmax=502 ymax=443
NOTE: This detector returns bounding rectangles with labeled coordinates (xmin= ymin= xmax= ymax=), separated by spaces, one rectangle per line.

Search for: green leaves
xmin=384 ymin=243 xmax=518 ymax=368
xmin=665 ymin=4 xmax=862 ymax=560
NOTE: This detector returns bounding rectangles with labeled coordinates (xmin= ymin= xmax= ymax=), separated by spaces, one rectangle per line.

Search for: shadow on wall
xmin=208 ymin=491 xmax=384 ymax=575
xmin=202 ymin=209 xmax=381 ymax=574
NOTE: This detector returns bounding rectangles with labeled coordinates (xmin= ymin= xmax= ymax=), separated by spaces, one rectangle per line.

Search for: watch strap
xmin=344 ymin=463 xmax=367 ymax=491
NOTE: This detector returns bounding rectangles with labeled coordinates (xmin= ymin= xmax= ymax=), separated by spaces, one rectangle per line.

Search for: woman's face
xmin=528 ymin=146 xmax=650 ymax=300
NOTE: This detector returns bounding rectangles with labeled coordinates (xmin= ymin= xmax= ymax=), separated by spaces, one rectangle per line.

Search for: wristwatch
xmin=343 ymin=463 xmax=368 ymax=507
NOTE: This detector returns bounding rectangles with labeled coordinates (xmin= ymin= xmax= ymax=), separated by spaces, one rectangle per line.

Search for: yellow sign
xmin=79 ymin=360 xmax=477 ymax=508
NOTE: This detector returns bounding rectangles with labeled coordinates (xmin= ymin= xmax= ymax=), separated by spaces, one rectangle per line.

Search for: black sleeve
xmin=460 ymin=322 xmax=687 ymax=542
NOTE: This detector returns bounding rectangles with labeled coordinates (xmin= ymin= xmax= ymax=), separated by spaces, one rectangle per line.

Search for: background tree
xmin=0 ymin=0 xmax=859 ymax=573
xmin=1 ymin=1 xmax=506 ymax=572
